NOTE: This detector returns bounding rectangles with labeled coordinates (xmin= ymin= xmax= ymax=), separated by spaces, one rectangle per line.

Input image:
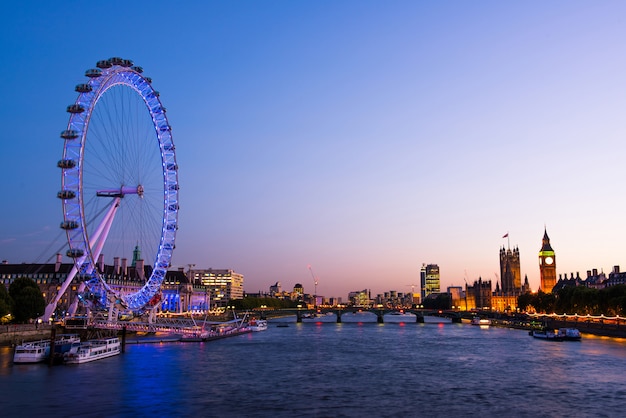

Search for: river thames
xmin=1 ymin=314 xmax=625 ymax=417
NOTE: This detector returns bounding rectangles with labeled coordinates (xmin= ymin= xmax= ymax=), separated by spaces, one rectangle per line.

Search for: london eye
xmin=47 ymin=57 xmax=179 ymax=319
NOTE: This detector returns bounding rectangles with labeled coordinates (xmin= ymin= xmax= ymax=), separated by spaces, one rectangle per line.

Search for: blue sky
xmin=2 ymin=1 xmax=626 ymax=299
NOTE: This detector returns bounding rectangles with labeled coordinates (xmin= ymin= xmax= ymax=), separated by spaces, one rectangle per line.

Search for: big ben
xmin=538 ymin=228 xmax=556 ymax=292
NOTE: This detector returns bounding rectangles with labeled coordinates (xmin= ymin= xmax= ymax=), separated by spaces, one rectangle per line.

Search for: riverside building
xmin=0 ymin=255 xmax=240 ymax=317
xmin=190 ymin=268 xmax=244 ymax=309
xmin=420 ymin=264 xmax=440 ymax=301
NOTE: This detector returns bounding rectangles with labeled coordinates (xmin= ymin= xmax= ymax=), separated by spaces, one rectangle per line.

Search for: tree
xmin=517 ymin=292 xmax=535 ymax=312
xmin=0 ymin=284 xmax=11 ymax=319
xmin=9 ymin=277 xmax=46 ymax=323
xmin=422 ymin=293 xmax=451 ymax=310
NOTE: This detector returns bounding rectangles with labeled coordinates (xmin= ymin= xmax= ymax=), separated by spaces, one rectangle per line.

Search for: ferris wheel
xmin=46 ymin=57 xmax=178 ymax=319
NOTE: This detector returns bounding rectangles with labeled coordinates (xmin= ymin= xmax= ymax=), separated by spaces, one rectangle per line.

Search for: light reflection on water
xmin=1 ymin=320 xmax=626 ymax=417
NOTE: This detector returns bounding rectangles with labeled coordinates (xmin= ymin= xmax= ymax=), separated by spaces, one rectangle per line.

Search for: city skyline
xmin=2 ymin=2 xmax=626 ymax=298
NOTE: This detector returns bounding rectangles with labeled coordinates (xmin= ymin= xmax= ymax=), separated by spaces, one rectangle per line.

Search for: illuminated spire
xmin=132 ymin=244 xmax=141 ymax=267
xmin=541 ymin=227 xmax=553 ymax=252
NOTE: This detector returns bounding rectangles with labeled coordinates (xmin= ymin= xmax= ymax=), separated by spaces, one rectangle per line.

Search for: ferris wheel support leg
xmin=67 ymin=282 xmax=86 ymax=316
xmin=86 ymin=197 xmax=121 ymax=273
xmin=147 ymin=302 xmax=162 ymax=324
xmin=42 ymin=262 xmax=81 ymax=322
xmin=42 ymin=198 xmax=121 ymax=321
xmin=87 ymin=198 xmax=121 ymax=290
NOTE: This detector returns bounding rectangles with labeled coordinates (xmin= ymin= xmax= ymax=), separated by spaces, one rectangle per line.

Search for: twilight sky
xmin=2 ymin=1 xmax=626 ymax=299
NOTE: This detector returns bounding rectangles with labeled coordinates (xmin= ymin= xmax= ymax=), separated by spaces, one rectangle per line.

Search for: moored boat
xmin=471 ymin=317 xmax=491 ymax=326
xmin=13 ymin=334 xmax=80 ymax=364
xmin=249 ymin=319 xmax=268 ymax=331
xmin=557 ymin=328 xmax=582 ymax=341
xmin=64 ymin=337 xmax=120 ymax=364
xmin=529 ymin=329 xmax=563 ymax=341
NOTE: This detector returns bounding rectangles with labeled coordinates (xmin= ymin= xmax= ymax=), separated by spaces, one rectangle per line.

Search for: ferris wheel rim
xmin=58 ymin=57 xmax=178 ymax=312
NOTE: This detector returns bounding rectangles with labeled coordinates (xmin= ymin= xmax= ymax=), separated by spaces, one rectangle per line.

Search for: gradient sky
xmin=2 ymin=1 xmax=626 ymax=299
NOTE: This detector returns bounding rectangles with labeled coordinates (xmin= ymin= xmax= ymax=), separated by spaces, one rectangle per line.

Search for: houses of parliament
xmin=458 ymin=228 xmax=557 ymax=312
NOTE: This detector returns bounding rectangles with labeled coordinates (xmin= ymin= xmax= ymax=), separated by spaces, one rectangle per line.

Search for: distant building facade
xmin=348 ymin=289 xmax=370 ymax=307
xmin=269 ymin=282 xmax=282 ymax=296
xmin=190 ymin=268 xmax=244 ymax=308
xmin=0 ymin=254 xmax=199 ymax=317
xmin=500 ymin=246 xmax=521 ymax=294
xmin=465 ymin=278 xmax=492 ymax=310
xmin=447 ymin=286 xmax=464 ymax=309
xmin=420 ymin=264 xmax=440 ymax=301
xmin=553 ymin=265 xmax=626 ymax=291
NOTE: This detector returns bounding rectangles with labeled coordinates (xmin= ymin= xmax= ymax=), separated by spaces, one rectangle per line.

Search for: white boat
xmin=557 ymin=328 xmax=582 ymax=341
xmin=13 ymin=334 xmax=80 ymax=364
xmin=471 ymin=317 xmax=491 ymax=326
xmin=249 ymin=319 xmax=268 ymax=331
xmin=64 ymin=337 xmax=120 ymax=364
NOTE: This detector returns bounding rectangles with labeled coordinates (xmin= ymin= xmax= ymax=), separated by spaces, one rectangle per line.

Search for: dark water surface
xmin=1 ymin=317 xmax=625 ymax=417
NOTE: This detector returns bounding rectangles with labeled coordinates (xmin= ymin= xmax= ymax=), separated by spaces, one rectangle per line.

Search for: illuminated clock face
xmin=545 ymin=256 xmax=554 ymax=265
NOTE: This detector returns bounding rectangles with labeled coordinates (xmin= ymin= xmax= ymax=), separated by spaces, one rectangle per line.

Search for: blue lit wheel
xmin=58 ymin=57 xmax=178 ymax=312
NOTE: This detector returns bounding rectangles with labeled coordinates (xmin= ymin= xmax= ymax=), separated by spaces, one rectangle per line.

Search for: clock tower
xmin=538 ymin=228 xmax=557 ymax=292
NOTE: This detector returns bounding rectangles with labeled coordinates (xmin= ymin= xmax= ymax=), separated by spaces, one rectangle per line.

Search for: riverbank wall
xmin=0 ymin=324 xmax=54 ymax=346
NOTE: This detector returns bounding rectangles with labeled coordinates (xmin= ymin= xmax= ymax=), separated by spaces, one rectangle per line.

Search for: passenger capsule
xmin=57 ymin=190 xmax=76 ymax=199
xmin=85 ymin=68 xmax=102 ymax=78
xmin=131 ymin=66 xmax=144 ymax=73
xmin=159 ymin=125 xmax=171 ymax=132
xmin=145 ymin=77 xmax=152 ymax=84
xmin=163 ymin=144 xmax=174 ymax=151
xmin=57 ymin=159 xmax=76 ymax=169
xmin=75 ymin=83 xmax=93 ymax=93
xmin=66 ymin=104 xmax=85 ymax=114
xmin=122 ymin=59 xmax=133 ymax=67
xmin=166 ymin=163 xmax=178 ymax=171
xmin=166 ymin=223 xmax=178 ymax=231
xmin=60 ymin=220 xmax=79 ymax=230
xmin=168 ymin=184 xmax=179 ymax=191
xmin=96 ymin=59 xmax=112 ymax=69
xmin=66 ymin=249 xmax=84 ymax=258
xmin=168 ymin=204 xmax=179 ymax=211
xmin=60 ymin=130 xmax=79 ymax=140
xmin=109 ymin=57 xmax=124 ymax=66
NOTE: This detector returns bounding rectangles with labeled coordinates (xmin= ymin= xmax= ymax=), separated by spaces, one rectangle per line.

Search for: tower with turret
xmin=538 ymin=228 xmax=557 ymax=292
xmin=500 ymin=246 xmax=521 ymax=294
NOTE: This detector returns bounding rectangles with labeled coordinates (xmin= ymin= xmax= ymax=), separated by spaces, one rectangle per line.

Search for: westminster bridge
xmin=253 ymin=307 xmax=465 ymax=323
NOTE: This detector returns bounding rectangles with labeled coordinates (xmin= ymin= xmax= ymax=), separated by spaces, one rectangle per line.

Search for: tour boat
xmin=13 ymin=334 xmax=81 ymax=364
xmin=471 ymin=317 xmax=491 ymax=326
xmin=557 ymin=328 xmax=582 ymax=341
xmin=64 ymin=337 xmax=120 ymax=364
xmin=249 ymin=319 xmax=268 ymax=332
